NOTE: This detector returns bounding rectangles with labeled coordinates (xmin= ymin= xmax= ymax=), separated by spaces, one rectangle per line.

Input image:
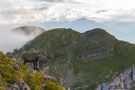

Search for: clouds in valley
xmin=0 ymin=29 xmax=34 ymax=53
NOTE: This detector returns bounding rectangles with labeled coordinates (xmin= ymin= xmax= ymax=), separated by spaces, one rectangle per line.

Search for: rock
xmin=46 ymin=50 xmax=62 ymax=62
xmin=9 ymin=82 xmax=31 ymax=90
xmin=101 ymin=81 xmax=110 ymax=90
xmin=66 ymin=87 xmax=70 ymax=90
xmin=56 ymin=77 xmax=65 ymax=86
xmin=95 ymin=65 xmax=135 ymax=90
xmin=74 ymin=87 xmax=81 ymax=90
xmin=13 ymin=63 xmax=20 ymax=71
xmin=124 ymin=76 xmax=132 ymax=88
xmin=43 ymin=75 xmax=52 ymax=81
xmin=41 ymin=84 xmax=46 ymax=90
xmin=65 ymin=70 xmax=76 ymax=87
xmin=6 ymin=52 xmax=16 ymax=61
xmin=28 ymin=68 xmax=36 ymax=74
xmin=8 ymin=56 xmax=16 ymax=61
xmin=82 ymin=84 xmax=89 ymax=89
xmin=131 ymin=65 xmax=135 ymax=81
xmin=39 ymin=57 xmax=51 ymax=70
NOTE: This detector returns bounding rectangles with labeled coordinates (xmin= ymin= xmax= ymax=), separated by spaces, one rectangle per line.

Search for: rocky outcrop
xmin=46 ymin=50 xmax=62 ymax=61
xmin=65 ymin=70 xmax=76 ymax=87
xmin=96 ymin=65 xmax=135 ymax=90
xmin=7 ymin=82 xmax=31 ymax=90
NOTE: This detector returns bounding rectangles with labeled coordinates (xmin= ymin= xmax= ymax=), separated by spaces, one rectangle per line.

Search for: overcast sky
xmin=0 ymin=0 xmax=135 ymax=25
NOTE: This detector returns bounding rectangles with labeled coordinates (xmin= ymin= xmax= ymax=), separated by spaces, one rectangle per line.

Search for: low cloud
xmin=0 ymin=27 xmax=35 ymax=53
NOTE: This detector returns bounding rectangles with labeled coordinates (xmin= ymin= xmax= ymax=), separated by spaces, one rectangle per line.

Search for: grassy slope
xmin=72 ymin=40 xmax=135 ymax=89
xmin=13 ymin=28 xmax=135 ymax=90
xmin=0 ymin=52 xmax=65 ymax=90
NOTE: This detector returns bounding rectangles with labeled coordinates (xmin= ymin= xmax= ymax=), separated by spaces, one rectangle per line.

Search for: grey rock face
xmin=65 ymin=70 xmax=76 ymax=87
xmin=28 ymin=68 xmax=36 ymax=74
xmin=56 ymin=77 xmax=65 ymax=86
xmin=43 ymin=75 xmax=53 ymax=81
xmin=101 ymin=81 xmax=110 ymax=90
xmin=8 ymin=82 xmax=31 ymax=90
xmin=13 ymin=63 xmax=20 ymax=71
xmin=96 ymin=65 xmax=135 ymax=90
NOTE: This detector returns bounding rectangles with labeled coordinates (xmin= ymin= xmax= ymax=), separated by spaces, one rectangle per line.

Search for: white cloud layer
xmin=0 ymin=0 xmax=135 ymax=25
xmin=0 ymin=29 xmax=34 ymax=53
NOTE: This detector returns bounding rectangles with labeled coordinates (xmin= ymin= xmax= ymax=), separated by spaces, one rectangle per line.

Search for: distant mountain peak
xmin=81 ymin=28 xmax=115 ymax=41
xmin=90 ymin=28 xmax=112 ymax=36
xmin=79 ymin=17 xmax=90 ymax=20
xmin=43 ymin=17 xmax=105 ymax=33
xmin=89 ymin=28 xmax=107 ymax=33
xmin=76 ymin=17 xmax=88 ymax=20
xmin=73 ymin=18 xmax=95 ymax=23
xmin=11 ymin=26 xmax=45 ymax=36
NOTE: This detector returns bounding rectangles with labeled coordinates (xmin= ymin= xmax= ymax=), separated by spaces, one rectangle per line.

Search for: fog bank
xmin=0 ymin=27 xmax=35 ymax=53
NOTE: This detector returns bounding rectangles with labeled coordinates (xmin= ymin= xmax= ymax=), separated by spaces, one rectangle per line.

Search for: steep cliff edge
xmin=96 ymin=65 xmax=135 ymax=90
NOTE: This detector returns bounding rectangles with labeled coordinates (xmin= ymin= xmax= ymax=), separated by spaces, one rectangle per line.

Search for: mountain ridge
xmin=12 ymin=28 xmax=135 ymax=90
xmin=43 ymin=18 xmax=125 ymax=41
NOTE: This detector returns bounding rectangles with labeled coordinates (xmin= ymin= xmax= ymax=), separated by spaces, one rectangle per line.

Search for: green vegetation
xmin=13 ymin=28 xmax=135 ymax=90
xmin=0 ymin=52 xmax=66 ymax=90
xmin=132 ymin=87 xmax=135 ymax=90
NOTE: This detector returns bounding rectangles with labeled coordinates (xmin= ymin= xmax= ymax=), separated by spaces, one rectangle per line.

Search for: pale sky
xmin=0 ymin=0 xmax=135 ymax=25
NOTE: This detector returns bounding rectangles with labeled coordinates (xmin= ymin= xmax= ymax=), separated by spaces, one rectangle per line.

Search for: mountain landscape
xmin=43 ymin=18 xmax=115 ymax=32
xmin=1 ymin=18 xmax=134 ymax=53
xmin=1 ymin=0 xmax=135 ymax=90
xmin=12 ymin=28 xmax=135 ymax=90
xmin=43 ymin=18 xmax=129 ymax=43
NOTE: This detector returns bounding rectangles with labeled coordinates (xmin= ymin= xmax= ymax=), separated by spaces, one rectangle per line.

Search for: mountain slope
xmin=13 ymin=28 xmax=135 ymax=90
xmin=0 ymin=52 xmax=65 ymax=90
